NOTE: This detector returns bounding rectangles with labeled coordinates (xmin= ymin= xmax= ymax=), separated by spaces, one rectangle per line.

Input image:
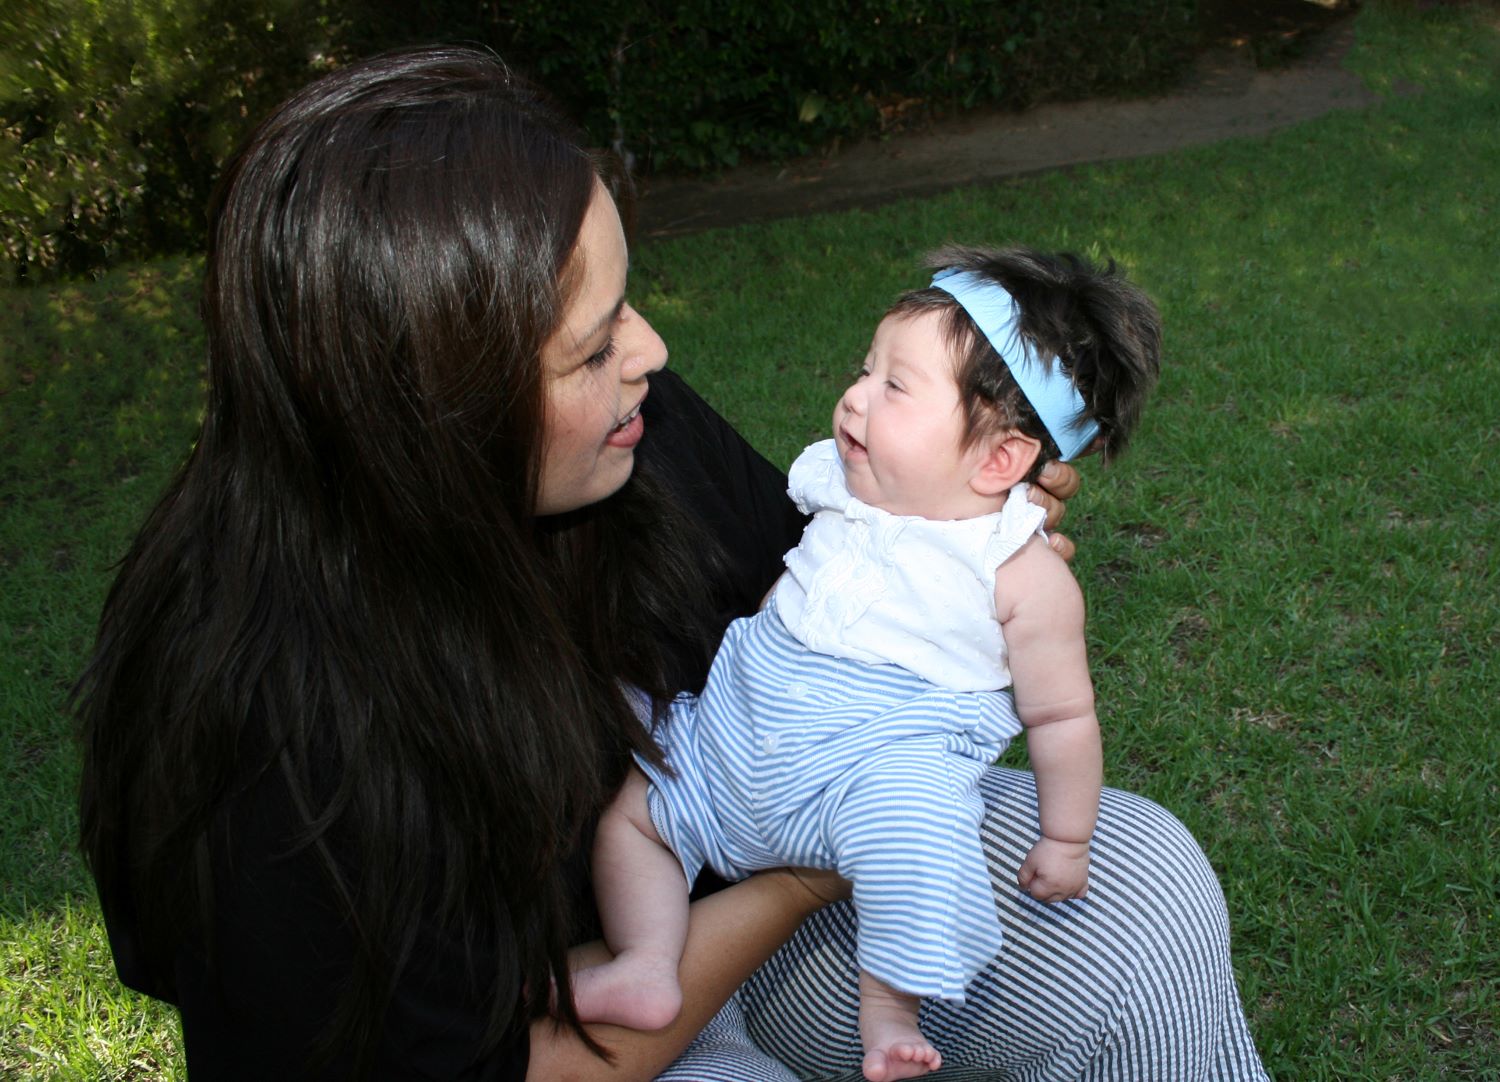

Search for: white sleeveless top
xmin=771 ymin=439 xmax=1047 ymax=693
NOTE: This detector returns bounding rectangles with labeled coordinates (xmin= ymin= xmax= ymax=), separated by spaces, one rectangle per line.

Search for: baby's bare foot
xmin=570 ymin=950 xmax=682 ymax=1030
xmin=861 ymin=1034 xmax=942 ymax=1081
xmin=859 ymin=971 xmax=941 ymax=1081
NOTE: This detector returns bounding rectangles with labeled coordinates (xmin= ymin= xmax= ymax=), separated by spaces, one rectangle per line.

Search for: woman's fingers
xmin=1028 ymin=460 xmax=1080 ymax=533
xmin=1028 ymin=460 xmax=1082 ymax=561
xmin=1027 ymin=485 xmax=1065 ymax=532
xmin=1036 ymin=459 xmax=1082 ymax=502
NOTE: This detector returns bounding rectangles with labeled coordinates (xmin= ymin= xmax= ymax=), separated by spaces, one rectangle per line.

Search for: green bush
xmin=2 ymin=1 xmax=1201 ymax=281
xmin=0 ymin=0 xmax=331 ymax=281
xmin=505 ymin=0 xmax=1200 ymax=173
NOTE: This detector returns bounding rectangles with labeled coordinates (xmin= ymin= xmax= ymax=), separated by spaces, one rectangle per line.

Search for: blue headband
xmin=930 ymin=267 xmax=1099 ymax=462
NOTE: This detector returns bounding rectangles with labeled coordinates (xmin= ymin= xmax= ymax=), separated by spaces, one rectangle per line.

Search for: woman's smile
xmin=606 ymin=400 xmax=647 ymax=448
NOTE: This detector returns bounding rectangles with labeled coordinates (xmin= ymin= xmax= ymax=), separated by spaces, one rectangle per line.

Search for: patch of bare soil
xmin=636 ymin=2 xmax=1387 ymax=237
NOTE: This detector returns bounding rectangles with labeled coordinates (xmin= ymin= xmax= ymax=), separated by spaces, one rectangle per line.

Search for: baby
xmin=574 ymin=245 xmax=1161 ymax=1081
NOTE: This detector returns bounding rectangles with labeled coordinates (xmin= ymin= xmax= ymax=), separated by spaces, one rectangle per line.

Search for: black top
xmin=99 ymin=370 xmax=807 ymax=1079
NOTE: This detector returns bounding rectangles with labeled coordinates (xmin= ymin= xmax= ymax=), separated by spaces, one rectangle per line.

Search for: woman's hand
xmin=531 ymin=868 xmax=841 ymax=1080
xmin=1028 ymin=459 xmax=1083 ymax=562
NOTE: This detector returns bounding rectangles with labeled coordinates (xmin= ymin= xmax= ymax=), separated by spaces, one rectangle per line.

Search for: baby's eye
xmin=884 ymin=379 xmax=904 ymax=393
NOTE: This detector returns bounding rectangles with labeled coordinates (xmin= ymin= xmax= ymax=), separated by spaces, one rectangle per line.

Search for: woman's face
xmin=536 ymin=183 xmax=668 ymax=516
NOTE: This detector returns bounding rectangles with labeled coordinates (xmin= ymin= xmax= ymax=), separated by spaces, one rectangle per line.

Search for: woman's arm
xmin=527 ymin=869 xmax=833 ymax=1081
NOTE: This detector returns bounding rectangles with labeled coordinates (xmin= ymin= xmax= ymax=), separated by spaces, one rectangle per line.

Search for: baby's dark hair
xmin=887 ymin=245 xmax=1161 ymax=479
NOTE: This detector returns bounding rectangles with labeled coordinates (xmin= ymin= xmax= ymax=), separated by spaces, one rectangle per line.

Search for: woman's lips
xmin=605 ymin=401 xmax=645 ymax=448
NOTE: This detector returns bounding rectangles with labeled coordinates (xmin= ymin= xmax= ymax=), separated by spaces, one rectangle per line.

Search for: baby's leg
xmin=572 ymin=767 xmax=687 ymax=1030
xmin=858 ymin=970 xmax=941 ymax=1081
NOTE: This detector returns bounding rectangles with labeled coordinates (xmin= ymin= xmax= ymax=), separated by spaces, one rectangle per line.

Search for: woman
xmin=77 ymin=47 xmax=1267 ymax=1080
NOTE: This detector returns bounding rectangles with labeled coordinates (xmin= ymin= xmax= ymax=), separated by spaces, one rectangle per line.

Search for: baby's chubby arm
xmin=994 ymin=536 xmax=1102 ymax=903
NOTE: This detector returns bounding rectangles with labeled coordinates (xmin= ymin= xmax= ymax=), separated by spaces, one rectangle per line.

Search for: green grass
xmin=4 ymin=2 xmax=1498 ymax=1077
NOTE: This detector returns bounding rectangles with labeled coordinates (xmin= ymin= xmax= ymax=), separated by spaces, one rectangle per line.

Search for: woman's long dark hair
xmin=76 ymin=46 xmax=712 ymax=1066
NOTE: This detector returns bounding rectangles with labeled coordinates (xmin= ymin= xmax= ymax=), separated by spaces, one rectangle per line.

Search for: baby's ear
xmin=970 ymin=432 xmax=1042 ymax=497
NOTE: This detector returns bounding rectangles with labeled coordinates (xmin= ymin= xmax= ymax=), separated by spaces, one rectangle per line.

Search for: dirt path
xmin=636 ymin=13 xmax=1386 ymax=238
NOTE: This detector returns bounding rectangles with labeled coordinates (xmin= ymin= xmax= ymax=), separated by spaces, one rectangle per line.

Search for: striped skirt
xmin=657 ymin=766 xmax=1269 ymax=1081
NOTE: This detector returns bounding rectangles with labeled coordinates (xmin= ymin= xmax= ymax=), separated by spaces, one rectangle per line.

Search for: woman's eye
xmin=584 ymin=339 xmax=618 ymax=368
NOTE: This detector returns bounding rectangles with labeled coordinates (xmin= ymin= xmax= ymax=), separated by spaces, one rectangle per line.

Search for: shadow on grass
xmin=1 ymin=258 xmax=206 ymax=918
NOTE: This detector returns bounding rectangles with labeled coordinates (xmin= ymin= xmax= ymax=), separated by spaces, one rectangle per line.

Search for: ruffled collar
xmin=788 ymin=438 xmax=1022 ymax=527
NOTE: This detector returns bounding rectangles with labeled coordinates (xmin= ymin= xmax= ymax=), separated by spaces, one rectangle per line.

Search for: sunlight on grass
xmin=45 ymin=290 xmax=100 ymax=331
xmin=0 ymin=901 xmax=184 ymax=1080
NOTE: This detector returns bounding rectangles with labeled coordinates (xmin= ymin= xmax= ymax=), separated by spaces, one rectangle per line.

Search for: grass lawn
xmin=2 ymin=2 xmax=1497 ymax=1077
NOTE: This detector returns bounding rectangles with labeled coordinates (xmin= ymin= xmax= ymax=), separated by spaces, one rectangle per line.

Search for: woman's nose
xmin=620 ymin=303 xmax=668 ymax=380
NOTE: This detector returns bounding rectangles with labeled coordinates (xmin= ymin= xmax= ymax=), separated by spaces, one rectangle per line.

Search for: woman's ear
xmin=970 ymin=432 xmax=1042 ymax=497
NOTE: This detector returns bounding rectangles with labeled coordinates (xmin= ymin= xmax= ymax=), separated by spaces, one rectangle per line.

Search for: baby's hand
xmin=1017 ymin=836 xmax=1091 ymax=902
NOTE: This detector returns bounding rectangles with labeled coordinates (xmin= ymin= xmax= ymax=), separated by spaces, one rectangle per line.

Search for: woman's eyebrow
xmin=577 ymin=295 xmax=627 ymax=348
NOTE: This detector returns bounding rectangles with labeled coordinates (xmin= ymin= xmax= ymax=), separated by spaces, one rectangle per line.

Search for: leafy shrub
xmin=504 ymin=0 xmax=1200 ymax=173
xmin=0 ymin=0 xmax=331 ymax=281
xmin=2 ymin=0 xmax=1201 ymax=281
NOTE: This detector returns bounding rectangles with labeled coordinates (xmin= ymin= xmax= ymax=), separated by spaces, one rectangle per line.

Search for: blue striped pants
xmin=643 ymin=609 xmax=1024 ymax=1000
xmin=657 ymin=766 xmax=1270 ymax=1081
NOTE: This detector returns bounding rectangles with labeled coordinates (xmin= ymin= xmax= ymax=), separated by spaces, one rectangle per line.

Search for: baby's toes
xmin=875 ymin=1043 xmax=941 ymax=1079
xmin=896 ymin=1040 xmax=938 ymax=1061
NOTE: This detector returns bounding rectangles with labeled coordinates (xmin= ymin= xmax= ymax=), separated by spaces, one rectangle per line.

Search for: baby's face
xmin=832 ymin=311 xmax=995 ymax=520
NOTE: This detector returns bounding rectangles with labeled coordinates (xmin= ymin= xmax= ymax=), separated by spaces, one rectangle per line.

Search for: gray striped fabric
xmin=657 ymin=767 xmax=1269 ymax=1081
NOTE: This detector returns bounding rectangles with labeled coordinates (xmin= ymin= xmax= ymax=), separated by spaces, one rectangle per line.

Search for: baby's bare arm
xmin=995 ymin=538 xmax=1102 ymax=899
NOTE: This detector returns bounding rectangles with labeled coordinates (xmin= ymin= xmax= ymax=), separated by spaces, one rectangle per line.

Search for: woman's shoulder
xmin=640 ymin=370 xmax=807 ymax=620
